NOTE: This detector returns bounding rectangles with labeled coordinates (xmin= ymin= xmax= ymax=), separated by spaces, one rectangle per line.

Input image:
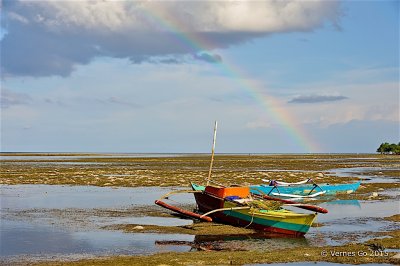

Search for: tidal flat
xmin=1 ymin=153 xmax=399 ymax=265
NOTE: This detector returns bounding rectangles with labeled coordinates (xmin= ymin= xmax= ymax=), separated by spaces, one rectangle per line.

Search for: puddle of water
xmin=0 ymin=219 xmax=193 ymax=258
xmin=194 ymin=233 xmax=309 ymax=251
xmin=153 ymin=233 xmax=311 ymax=253
xmin=0 ymin=185 xmax=197 ymax=260
xmin=0 ymin=217 xmax=309 ymax=259
xmin=1 ymin=184 xmax=194 ymax=210
xmin=0 ymin=153 xmax=185 ymax=161
xmin=319 ymin=200 xmax=399 ymax=221
xmin=385 ymin=248 xmax=400 ymax=252
xmin=328 ymin=167 xmax=400 ymax=183
xmin=379 ymin=189 xmax=399 ymax=198
xmin=325 ymin=200 xmax=362 ymax=208
xmin=303 ymin=200 xmax=399 ymax=246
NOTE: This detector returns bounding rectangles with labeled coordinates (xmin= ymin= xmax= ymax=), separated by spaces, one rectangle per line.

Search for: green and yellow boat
xmin=156 ymin=183 xmax=327 ymax=237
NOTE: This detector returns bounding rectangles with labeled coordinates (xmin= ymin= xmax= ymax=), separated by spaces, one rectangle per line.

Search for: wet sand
xmin=1 ymin=153 xmax=399 ymax=265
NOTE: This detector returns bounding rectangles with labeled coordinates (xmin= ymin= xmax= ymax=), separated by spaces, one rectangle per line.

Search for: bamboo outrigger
xmin=154 ymin=190 xmax=212 ymax=222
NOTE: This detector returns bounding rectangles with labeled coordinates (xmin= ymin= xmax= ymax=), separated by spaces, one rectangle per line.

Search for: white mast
xmin=206 ymin=121 xmax=218 ymax=186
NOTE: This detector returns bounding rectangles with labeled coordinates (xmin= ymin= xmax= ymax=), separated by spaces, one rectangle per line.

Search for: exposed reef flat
xmin=1 ymin=153 xmax=399 ymax=265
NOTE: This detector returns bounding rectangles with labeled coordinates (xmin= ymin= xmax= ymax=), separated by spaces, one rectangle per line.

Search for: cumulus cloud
xmin=1 ymin=0 xmax=341 ymax=77
xmin=1 ymin=88 xmax=32 ymax=108
xmin=289 ymin=94 xmax=348 ymax=104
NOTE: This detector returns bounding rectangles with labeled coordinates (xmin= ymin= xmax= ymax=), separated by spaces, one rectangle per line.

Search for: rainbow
xmin=138 ymin=5 xmax=320 ymax=153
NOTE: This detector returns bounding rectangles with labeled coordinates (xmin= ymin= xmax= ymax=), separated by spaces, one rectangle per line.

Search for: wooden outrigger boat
xmin=192 ymin=184 xmax=326 ymax=236
xmin=155 ymin=121 xmax=328 ymax=236
xmin=155 ymin=183 xmax=327 ymax=236
xmin=250 ymin=179 xmax=361 ymax=199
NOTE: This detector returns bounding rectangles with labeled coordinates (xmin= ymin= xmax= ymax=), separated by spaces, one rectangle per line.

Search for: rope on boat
xmin=244 ymin=209 xmax=255 ymax=228
xmin=199 ymin=206 xmax=250 ymax=219
xmin=158 ymin=189 xmax=202 ymax=201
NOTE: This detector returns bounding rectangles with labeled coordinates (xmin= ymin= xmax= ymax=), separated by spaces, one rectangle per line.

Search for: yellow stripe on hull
xmin=223 ymin=201 xmax=316 ymax=227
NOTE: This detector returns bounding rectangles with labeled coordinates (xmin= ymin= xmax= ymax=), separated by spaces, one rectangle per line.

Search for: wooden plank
xmin=155 ymin=199 xmax=213 ymax=222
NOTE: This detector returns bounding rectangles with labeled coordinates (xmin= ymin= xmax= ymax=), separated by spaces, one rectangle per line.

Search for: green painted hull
xmin=192 ymin=183 xmax=317 ymax=236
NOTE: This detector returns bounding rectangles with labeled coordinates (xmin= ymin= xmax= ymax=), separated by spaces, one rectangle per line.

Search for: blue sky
xmin=1 ymin=0 xmax=399 ymax=153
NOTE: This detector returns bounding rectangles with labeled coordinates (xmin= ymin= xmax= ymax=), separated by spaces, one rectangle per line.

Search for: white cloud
xmin=28 ymin=1 xmax=339 ymax=33
xmin=2 ymin=0 xmax=341 ymax=77
xmin=213 ymin=1 xmax=340 ymax=32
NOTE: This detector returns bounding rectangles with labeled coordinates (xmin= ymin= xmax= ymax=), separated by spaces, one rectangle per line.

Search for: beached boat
xmin=155 ymin=184 xmax=326 ymax=236
xmin=250 ymin=180 xmax=361 ymax=198
xmin=155 ymin=122 xmax=327 ymax=236
xmin=194 ymin=184 xmax=325 ymax=236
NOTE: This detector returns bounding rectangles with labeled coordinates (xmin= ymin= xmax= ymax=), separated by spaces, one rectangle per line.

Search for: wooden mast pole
xmin=206 ymin=121 xmax=218 ymax=186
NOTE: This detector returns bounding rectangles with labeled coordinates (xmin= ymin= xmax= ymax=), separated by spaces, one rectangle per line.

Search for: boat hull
xmin=194 ymin=191 xmax=316 ymax=237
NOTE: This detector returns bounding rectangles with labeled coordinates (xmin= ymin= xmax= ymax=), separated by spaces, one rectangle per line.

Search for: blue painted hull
xmin=250 ymin=181 xmax=361 ymax=196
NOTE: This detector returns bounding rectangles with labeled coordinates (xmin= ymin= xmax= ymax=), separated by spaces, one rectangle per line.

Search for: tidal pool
xmin=304 ymin=199 xmax=399 ymax=246
xmin=0 ymin=153 xmax=186 ymax=161
xmin=0 ymin=184 xmax=194 ymax=210
xmin=1 ymin=219 xmax=193 ymax=257
xmin=328 ymin=167 xmax=400 ymax=183
xmin=1 ymin=184 xmax=399 ymax=262
xmin=0 ymin=185 xmax=195 ymax=261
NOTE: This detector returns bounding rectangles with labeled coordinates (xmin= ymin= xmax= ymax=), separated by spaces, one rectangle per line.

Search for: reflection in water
xmin=1 ymin=185 xmax=195 ymax=260
xmin=1 ymin=219 xmax=193 ymax=257
xmin=325 ymin=199 xmax=361 ymax=208
xmin=306 ymin=199 xmax=399 ymax=246
xmin=2 ymin=220 xmax=92 ymax=256
xmin=156 ymin=233 xmax=309 ymax=251
xmin=318 ymin=200 xmax=399 ymax=221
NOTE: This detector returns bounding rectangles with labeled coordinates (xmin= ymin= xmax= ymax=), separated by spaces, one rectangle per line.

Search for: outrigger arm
xmin=155 ymin=190 xmax=213 ymax=222
xmin=271 ymin=190 xmax=326 ymax=198
xmin=252 ymin=188 xmax=328 ymax=214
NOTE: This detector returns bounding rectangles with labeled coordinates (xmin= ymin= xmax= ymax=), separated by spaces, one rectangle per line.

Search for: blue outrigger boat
xmin=250 ymin=180 xmax=361 ymax=198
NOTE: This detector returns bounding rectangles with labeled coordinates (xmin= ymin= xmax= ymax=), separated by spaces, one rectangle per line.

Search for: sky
xmin=1 ymin=0 xmax=399 ymax=153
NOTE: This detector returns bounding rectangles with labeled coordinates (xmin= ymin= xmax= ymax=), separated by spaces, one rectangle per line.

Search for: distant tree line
xmin=377 ymin=142 xmax=400 ymax=154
